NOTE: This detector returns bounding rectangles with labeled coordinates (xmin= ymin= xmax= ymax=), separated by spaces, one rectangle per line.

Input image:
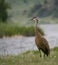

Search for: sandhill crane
xmin=32 ymin=17 xmax=50 ymax=57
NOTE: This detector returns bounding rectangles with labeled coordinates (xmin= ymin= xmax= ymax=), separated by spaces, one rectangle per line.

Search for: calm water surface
xmin=0 ymin=24 xmax=58 ymax=55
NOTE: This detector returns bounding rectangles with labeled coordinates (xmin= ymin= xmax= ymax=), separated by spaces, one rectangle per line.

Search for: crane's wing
xmin=41 ymin=37 xmax=50 ymax=49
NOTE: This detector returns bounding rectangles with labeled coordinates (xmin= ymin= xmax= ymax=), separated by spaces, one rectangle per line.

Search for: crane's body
xmin=32 ymin=17 xmax=50 ymax=57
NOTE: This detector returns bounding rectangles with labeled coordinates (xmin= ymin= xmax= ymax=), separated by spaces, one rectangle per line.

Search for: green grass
xmin=0 ymin=22 xmax=44 ymax=38
xmin=0 ymin=47 xmax=58 ymax=65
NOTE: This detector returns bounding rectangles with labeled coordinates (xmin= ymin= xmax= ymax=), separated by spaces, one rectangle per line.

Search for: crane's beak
xmin=30 ymin=18 xmax=33 ymax=21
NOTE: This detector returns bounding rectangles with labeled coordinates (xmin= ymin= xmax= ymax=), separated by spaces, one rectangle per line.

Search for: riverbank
xmin=0 ymin=47 xmax=58 ymax=65
xmin=0 ymin=22 xmax=44 ymax=38
xmin=0 ymin=34 xmax=24 ymax=38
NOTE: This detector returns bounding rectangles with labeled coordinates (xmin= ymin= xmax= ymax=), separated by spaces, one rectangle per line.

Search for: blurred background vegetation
xmin=6 ymin=0 xmax=58 ymax=24
xmin=0 ymin=0 xmax=58 ymax=37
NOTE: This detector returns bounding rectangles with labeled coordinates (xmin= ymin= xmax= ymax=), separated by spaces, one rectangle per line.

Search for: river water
xmin=0 ymin=24 xmax=58 ymax=55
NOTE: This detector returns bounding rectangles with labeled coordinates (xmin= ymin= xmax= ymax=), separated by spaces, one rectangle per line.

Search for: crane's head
xmin=32 ymin=17 xmax=38 ymax=23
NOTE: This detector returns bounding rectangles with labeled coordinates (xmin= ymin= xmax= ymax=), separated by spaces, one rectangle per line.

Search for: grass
xmin=0 ymin=22 xmax=44 ymax=38
xmin=0 ymin=47 xmax=58 ymax=65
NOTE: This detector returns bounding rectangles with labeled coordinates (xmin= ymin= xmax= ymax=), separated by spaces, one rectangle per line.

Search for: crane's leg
xmin=39 ymin=49 xmax=41 ymax=57
xmin=44 ymin=53 xmax=45 ymax=58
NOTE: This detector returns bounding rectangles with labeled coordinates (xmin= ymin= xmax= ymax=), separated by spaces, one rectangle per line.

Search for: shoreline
xmin=2 ymin=35 xmax=25 ymax=39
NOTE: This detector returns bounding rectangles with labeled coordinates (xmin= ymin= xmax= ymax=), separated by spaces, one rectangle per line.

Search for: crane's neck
xmin=34 ymin=21 xmax=41 ymax=37
xmin=34 ymin=21 xmax=38 ymax=34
